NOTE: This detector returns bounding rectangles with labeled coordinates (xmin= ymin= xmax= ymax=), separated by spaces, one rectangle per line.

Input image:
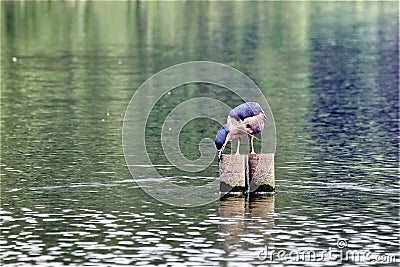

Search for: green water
xmin=1 ymin=1 xmax=398 ymax=266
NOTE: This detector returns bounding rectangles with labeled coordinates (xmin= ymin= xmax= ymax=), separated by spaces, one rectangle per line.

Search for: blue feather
xmin=229 ymin=102 xmax=264 ymax=121
xmin=214 ymin=125 xmax=229 ymax=150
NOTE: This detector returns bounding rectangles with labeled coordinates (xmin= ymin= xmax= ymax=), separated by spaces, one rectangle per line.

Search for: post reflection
xmin=219 ymin=195 xmax=275 ymax=251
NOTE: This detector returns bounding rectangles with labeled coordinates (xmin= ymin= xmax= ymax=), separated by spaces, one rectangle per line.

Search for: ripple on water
xmin=1 ymin=2 xmax=399 ymax=266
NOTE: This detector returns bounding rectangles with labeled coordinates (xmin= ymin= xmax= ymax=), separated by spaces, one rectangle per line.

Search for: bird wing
xmin=229 ymin=102 xmax=263 ymax=121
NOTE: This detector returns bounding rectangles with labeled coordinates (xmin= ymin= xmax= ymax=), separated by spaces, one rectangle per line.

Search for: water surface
xmin=1 ymin=2 xmax=399 ymax=266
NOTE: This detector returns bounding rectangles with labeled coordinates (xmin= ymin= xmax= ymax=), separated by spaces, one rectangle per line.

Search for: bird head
xmin=215 ymin=125 xmax=229 ymax=160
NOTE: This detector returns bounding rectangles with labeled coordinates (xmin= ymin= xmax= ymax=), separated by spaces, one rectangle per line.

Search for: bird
xmin=215 ymin=102 xmax=267 ymax=159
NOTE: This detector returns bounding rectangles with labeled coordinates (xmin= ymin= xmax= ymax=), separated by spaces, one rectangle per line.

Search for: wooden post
xmin=219 ymin=154 xmax=247 ymax=194
xmin=248 ymin=153 xmax=275 ymax=193
xmin=219 ymin=153 xmax=275 ymax=195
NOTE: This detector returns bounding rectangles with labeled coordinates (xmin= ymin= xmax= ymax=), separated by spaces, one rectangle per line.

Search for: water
xmin=1 ymin=1 xmax=399 ymax=266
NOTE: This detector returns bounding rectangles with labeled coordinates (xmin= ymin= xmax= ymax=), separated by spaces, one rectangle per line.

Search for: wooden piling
xmin=248 ymin=153 xmax=275 ymax=193
xmin=219 ymin=153 xmax=275 ymax=195
xmin=219 ymin=155 xmax=247 ymax=194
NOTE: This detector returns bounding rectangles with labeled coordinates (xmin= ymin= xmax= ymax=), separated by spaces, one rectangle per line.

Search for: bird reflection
xmin=219 ymin=195 xmax=275 ymax=252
